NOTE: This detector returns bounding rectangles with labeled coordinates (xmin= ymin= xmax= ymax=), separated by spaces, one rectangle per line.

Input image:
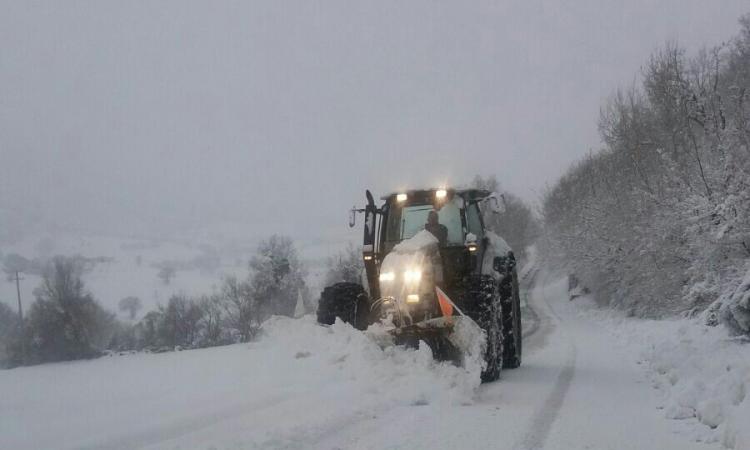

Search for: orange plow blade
xmin=435 ymin=286 xmax=454 ymax=318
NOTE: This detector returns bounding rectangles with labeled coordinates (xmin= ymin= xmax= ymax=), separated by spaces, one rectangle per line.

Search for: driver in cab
xmin=425 ymin=210 xmax=448 ymax=246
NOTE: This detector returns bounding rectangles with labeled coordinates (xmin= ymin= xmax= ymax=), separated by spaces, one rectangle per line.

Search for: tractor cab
xmin=354 ymin=188 xmax=502 ymax=302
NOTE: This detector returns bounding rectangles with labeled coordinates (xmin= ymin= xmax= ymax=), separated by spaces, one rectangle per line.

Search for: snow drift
xmin=0 ymin=315 xmax=482 ymax=450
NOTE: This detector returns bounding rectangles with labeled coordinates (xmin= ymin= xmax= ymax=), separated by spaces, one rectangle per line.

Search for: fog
xmin=1 ymin=1 xmax=748 ymax=242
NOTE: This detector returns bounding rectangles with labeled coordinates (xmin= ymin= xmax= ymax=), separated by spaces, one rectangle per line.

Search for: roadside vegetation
xmin=540 ymin=14 xmax=750 ymax=333
xmin=0 ymin=235 xmax=309 ymax=368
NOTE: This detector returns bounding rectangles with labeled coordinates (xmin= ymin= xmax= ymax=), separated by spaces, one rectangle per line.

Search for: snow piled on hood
xmin=391 ymin=229 xmax=438 ymax=254
xmin=379 ymin=230 xmax=439 ymax=290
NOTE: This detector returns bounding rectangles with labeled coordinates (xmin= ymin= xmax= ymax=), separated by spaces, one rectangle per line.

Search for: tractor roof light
xmin=396 ymin=193 xmax=408 ymax=202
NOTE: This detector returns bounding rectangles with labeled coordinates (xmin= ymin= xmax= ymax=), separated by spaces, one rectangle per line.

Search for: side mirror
xmin=489 ymin=194 xmax=506 ymax=214
xmin=349 ymin=208 xmax=356 ymax=228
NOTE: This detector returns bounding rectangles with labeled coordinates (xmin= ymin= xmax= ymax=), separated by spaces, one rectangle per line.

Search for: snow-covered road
xmin=0 ymin=271 xmax=718 ymax=450
xmin=307 ymin=271 xmax=712 ymax=450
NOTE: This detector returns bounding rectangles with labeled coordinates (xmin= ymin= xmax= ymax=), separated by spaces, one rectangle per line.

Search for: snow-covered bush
xmin=711 ymin=265 xmax=750 ymax=335
xmin=121 ymin=235 xmax=309 ymax=351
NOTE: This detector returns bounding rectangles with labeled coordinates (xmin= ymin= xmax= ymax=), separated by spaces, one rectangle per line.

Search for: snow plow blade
xmin=388 ymin=316 xmax=486 ymax=369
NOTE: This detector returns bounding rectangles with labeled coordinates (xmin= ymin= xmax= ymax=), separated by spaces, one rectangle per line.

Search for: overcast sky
xmin=1 ymin=1 xmax=748 ymax=242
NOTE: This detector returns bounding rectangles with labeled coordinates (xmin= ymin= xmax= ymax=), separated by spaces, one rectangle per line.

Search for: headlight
xmin=404 ymin=269 xmax=421 ymax=282
xmin=379 ymin=271 xmax=395 ymax=282
xmin=406 ymin=294 xmax=420 ymax=303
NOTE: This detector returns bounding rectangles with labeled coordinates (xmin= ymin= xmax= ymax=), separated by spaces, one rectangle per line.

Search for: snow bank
xmin=0 ymin=315 xmax=482 ymax=450
xmin=570 ymin=294 xmax=750 ymax=449
xmin=260 ymin=315 xmax=482 ymax=406
xmin=643 ymin=323 xmax=750 ymax=449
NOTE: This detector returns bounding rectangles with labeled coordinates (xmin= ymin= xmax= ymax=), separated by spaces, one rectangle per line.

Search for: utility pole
xmin=14 ymin=271 xmax=25 ymax=363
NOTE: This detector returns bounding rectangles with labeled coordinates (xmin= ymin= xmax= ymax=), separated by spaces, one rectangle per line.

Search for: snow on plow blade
xmin=381 ymin=314 xmax=487 ymax=374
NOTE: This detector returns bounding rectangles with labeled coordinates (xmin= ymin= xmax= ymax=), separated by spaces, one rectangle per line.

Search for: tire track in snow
xmin=521 ymin=267 xmax=541 ymax=340
xmin=77 ymin=390 xmax=296 ymax=450
xmin=516 ymin=270 xmax=577 ymax=450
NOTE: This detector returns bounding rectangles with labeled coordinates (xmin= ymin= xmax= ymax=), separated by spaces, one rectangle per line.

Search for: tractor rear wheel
xmin=463 ymin=275 xmax=503 ymax=382
xmin=501 ymin=269 xmax=522 ymax=369
xmin=317 ymin=282 xmax=369 ymax=330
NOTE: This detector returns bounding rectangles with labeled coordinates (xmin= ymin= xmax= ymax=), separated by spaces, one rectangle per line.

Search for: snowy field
xmin=3 ymin=269 xmax=749 ymax=449
xmin=0 ymin=231 xmax=341 ymax=318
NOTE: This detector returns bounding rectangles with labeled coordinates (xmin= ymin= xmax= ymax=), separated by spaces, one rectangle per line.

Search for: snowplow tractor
xmin=317 ymin=188 xmax=522 ymax=381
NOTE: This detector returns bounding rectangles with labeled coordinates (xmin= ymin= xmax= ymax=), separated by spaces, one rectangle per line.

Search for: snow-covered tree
xmin=249 ymin=235 xmax=307 ymax=319
xmin=0 ymin=302 xmax=19 ymax=367
xmin=25 ymin=256 xmax=115 ymax=362
xmin=157 ymin=295 xmax=203 ymax=348
xmin=323 ymin=243 xmax=364 ymax=286
xmin=2 ymin=253 xmax=29 ymax=281
xmin=539 ymin=14 xmax=750 ymax=327
xmin=219 ymin=276 xmax=260 ymax=342
xmin=197 ymin=294 xmax=231 ymax=346
xmin=157 ymin=266 xmax=176 ymax=285
xmin=118 ymin=296 xmax=142 ymax=320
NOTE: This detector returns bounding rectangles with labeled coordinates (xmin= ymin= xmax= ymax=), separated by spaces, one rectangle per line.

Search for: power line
xmin=13 ymin=271 xmax=26 ymax=364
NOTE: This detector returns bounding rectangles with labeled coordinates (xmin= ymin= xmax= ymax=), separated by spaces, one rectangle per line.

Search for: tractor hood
xmin=378 ymin=231 xmax=443 ymax=320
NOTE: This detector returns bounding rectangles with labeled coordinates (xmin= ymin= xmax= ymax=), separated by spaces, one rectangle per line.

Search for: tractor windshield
xmin=385 ymin=198 xmax=464 ymax=245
